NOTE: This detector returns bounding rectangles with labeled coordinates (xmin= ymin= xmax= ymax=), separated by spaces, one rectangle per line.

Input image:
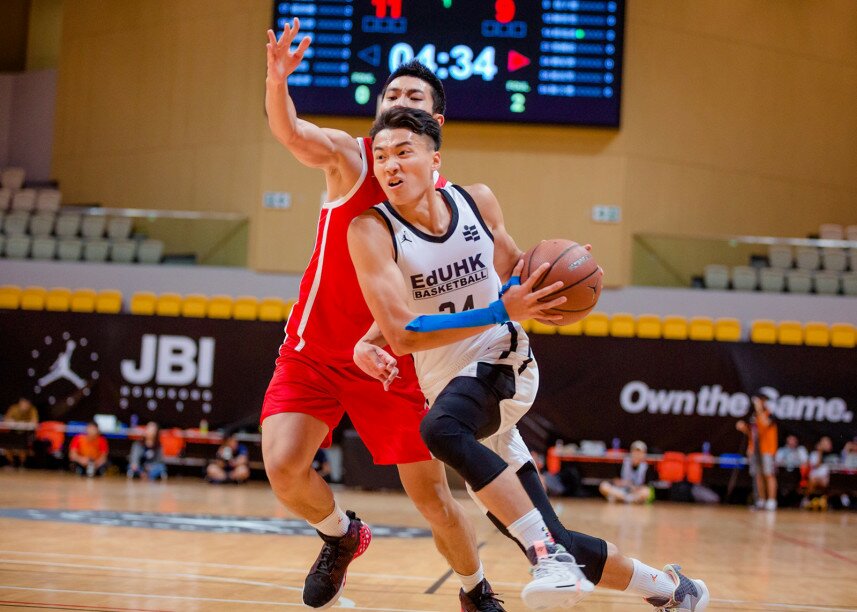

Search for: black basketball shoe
xmin=302 ymin=510 xmax=372 ymax=608
xmin=460 ymin=579 xmax=506 ymax=611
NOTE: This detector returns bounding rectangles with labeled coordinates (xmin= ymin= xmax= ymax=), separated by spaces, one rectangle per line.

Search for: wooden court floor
xmin=0 ymin=471 xmax=854 ymax=612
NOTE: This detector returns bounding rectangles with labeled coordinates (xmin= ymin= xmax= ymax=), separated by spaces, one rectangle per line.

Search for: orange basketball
xmin=522 ymin=239 xmax=603 ymax=326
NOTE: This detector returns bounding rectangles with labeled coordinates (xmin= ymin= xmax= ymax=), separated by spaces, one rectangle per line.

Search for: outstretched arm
xmin=348 ymin=212 xmax=565 ymax=355
xmin=265 ymin=20 xmax=361 ymax=189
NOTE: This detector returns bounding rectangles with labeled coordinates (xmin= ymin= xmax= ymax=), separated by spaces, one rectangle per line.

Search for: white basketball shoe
xmin=520 ymin=540 xmax=594 ymax=609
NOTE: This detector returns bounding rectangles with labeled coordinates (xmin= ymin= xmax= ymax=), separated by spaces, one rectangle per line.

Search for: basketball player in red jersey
xmin=262 ymin=19 xmax=549 ymax=610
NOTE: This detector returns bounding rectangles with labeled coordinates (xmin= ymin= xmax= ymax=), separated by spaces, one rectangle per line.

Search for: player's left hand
xmin=354 ymin=341 xmax=399 ymax=391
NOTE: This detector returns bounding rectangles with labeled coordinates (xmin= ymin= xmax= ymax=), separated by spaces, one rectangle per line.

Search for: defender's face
xmin=373 ymin=128 xmax=439 ymax=204
xmin=378 ymin=76 xmax=444 ymax=124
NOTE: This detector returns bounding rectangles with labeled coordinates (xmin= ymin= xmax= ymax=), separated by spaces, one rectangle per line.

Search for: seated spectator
xmin=127 ymin=421 xmax=167 ymax=481
xmin=841 ymin=437 xmax=857 ymax=469
xmin=3 ymin=397 xmax=38 ymax=468
xmin=69 ymin=421 xmax=109 ymax=477
xmin=598 ymin=440 xmax=654 ymax=503
xmin=206 ymin=434 xmax=250 ymax=484
xmin=803 ymin=436 xmax=836 ymax=509
xmin=775 ymin=435 xmax=808 ymax=471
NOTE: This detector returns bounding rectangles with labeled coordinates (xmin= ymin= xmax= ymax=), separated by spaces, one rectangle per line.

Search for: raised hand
xmin=266 ymin=18 xmax=311 ymax=82
xmin=501 ymin=260 xmax=567 ymax=323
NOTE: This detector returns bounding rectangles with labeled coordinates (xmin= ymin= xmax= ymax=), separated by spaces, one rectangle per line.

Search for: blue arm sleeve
xmin=405 ymin=300 xmax=510 ymax=332
xmin=499 ymin=275 xmax=520 ymax=297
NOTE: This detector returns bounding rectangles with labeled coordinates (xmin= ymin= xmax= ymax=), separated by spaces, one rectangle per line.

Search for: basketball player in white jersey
xmin=349 ymin=107 xmax=710 ymax=612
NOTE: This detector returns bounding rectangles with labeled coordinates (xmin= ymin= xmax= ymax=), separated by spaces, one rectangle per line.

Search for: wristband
xmin=405 ymin=299 xmax=510 ymax=332
xmin=499 ymin=275 xmax=521 ymax=297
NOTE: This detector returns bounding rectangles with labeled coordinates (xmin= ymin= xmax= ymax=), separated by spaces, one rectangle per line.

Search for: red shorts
xmin=260 ymin=346 xmax=431 ymax=465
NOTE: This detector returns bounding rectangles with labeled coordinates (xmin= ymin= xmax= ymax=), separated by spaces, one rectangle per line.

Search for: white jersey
xmin=373 ymin=183 xmax=534 ymax=423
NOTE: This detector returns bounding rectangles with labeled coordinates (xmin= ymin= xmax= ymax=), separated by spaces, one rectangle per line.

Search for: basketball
xmin=522 ymin=239 xmax=603 ymax=325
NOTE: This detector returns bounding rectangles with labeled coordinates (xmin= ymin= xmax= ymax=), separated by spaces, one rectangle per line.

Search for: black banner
xmin=530 ymin=336 xmax=857 ymax=454
xmin=2 ymin=310 xmax=855 ymax=453
xmin=0 ymin=310 xmax=283 ymax=429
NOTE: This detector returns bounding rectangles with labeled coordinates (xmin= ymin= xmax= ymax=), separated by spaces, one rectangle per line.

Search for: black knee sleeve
xmin=487 ymin=461 xmax=609 ymax=583
xmin=420 ymin=402 xmax=507 ymax=492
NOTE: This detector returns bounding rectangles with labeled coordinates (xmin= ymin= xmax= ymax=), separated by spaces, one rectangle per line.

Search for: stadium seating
xmin=20 ymin=286 xmax=47 ymax=310
xmin=795 ymin=247 xmax=820 ymax=271
xmin=81 ymin=215 xmax=107 ymax=239
xmin=258 ymin=297 xmax=286 ymax=322
xmin=4 ymin=211 xmax=30 ymax=235
xmin=813 ymin=271 xmax=840 ymax=295
xmin=657 ymin=452 xmax=687 ymax=483
xmin=819 ymin=223 xmax=844 ymax=240
xmin=557 ymin=320 xmax=583 ymax=335
xmin=688 ymin=316 xmax=714 ymax=341
xmin=785 ymin=269 xmax=812 ymax=294
xmin=830 ymin=323 xmax=856 ymax=348
xmin=0 ymin=188 xmax=11 ymax=210
xmin=713 ymin=318 xmax=742 ymax=342
xmin=29 ymin=212 xmax=55 ymax=236
xmin=206 ymin=295 xmax=233 ymax=319
xmin=107 ymin=217 xmax=133 ymax=240
xmin=0 ymin=167 xmax=25 ymax=190
xmin=662 ymin=315 xmax=688 ymax=340
xmin=731 ymin=266 xmax=758 ymax=291
xmin=636 ymin=314 xmax=662 ymax=339
xmin=155 ymin=293 xmax=182 ymax=316
xmin=109 ymin=240 xmax=137 ymax=263
xmin=83 ymin=239 xmax=110 ymax=262
xmin=804 ymin=322 xmax=830 ymax=347
xmin=847 ymin=225 xmax=857 ymax=241
xmin=130 ymin=291 xmax=157 ymax=315
xmin=45 ymin=287 xmax=72 ymax=311
xmin=55 ymin=213 xmax=82 ymax=238
xmin=529 ymin=320 xmax=558 ymax=334
xmin=767 ymin=245 xmax=793 ymax=269
xmin=70 ymin=289 xmax=97 ymax=313
xmin=233 ymin=296 xmax=260 ymax=320
xmin=750 ymin=320 xmax=777 ymax=344
xmin=181 ymin=294 xmax=208 ymax=318
xmin=11 ymin=189 xmax=36 ymax=212
xmin=759 ymin=268 xmax=785 ymax=292
xmin=95 ymin=290 xmax=123 ymax=314
xmin=843 ymin=273 xmax=857 ymax=297
xmin=35 ymin=189 xmax=61 ymax=212
xmin=30 ymin=237 xmax=57 ymax=260
xmin=703 ymin=264 xmax=729 ymax=290
xmin=57 ymin=239 xmax=83 ymax=261
xmin=821 ymin=248 xmax=847 ymax=272
xmin=581 ymin=312 xmax=609 ymax=336
xmin=159 ymin=429 xmax=186 ymax=458
xmin=137 ymin=239 xmax=164 ymax=264
xmin=608 ymin=313 xmax=635 ymax=338
xmin=777 ymin=320 xmax=803 ymax=345
xmin=0 ymin=285 xmax=22 ymax=309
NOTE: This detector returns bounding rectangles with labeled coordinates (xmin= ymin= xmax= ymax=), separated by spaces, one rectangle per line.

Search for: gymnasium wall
xmin=51 ymin=1 xmax=857 ymax=284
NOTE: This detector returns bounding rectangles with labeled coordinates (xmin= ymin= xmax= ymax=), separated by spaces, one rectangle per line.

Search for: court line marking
xmin=423 ymin=542 xmax=485 ymax=594
xmin=0 ymin=599 xmax=172 ymax=612
xmin=1 ymin=550 xmax=854 ymax=610
xmin=0 ymin=586 xmax=439 ymax=612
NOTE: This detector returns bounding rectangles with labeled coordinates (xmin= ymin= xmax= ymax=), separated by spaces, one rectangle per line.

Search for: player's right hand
xmin=501 ymin=260 xmax=566 ymax=323
xmin=266 ymin=18 xmax=311 ymax=83
xmin=353 ymin=341 xmax=399 ymax=391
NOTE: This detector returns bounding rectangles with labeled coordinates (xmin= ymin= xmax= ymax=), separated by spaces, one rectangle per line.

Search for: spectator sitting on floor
xmin=69 ymin=421 xmax=109 ymax=477
xmin=841 ymin=437 xmax=857 ymax=469
xmin=803 ymin=436 xmax=836 ymax=509
xmin=775 ymin=435 xmax=808 ymax=471
xmin=127 ymin=421 xmax=167 ymax=481
xmin=598 ymin=440 xmax=654 ymax=503
xmin=206 ymin=434 xmax=250 ymax=484
xmin=3 ymin=397 xmax=38 ymax=468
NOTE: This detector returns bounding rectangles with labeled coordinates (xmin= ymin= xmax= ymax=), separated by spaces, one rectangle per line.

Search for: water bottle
xmin=612 ymin=437 xmax=621 ymax=451
xmin=702 ymin=441 xmax=711 ymax=455
xmin=130 ymin=413 xmax=139 ymax=428
xmin=199 ymin=419 xmax=209 ymax=435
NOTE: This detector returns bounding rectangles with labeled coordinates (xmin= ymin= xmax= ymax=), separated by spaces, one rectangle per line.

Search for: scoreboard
xmin=272 ymin=0 xmax=624 ymax=127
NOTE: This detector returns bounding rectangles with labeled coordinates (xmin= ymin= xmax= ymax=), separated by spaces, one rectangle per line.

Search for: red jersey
xmin=283 ymin=137 xmax=446 ymax=364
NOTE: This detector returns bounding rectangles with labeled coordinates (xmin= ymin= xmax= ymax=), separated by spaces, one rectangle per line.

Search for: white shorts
xmin=467 ymin=426 xmax=534 ymax=514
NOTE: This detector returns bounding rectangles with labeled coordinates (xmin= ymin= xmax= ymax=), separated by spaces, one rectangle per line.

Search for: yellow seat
xmin=70 ymin=288 xmax=97 ymax=312
xmin=258 ymin=297 xmax=286 ymax=322
xmin=130 ymin=291 xmax=157 ymax=315
xmin=284 ymin=299 xmax=297 ymax=319
xmin=688 ymin=316 xmax=714 ymax=341
xmin=181 ymin=294 xmax=208 ymax=318
xmin=155 ymin=293 xmax=182 ymax=317
xmin=0 ymin=285 xmax=22 ymax=309
xmin=558 ymin=320 xmax=583 ymax=335
xmin=233 ymin=295 xmax=259 ymax=320
xmin=714 ymin=317 xmax=742 ymax=342
xmin=662 ymin=315 xmax=688 ymax=340
xmin=45 ymin=287 xmax=72 ymax=312
xmin=519 ymin=319 xmax=533 ymax=332
xmin=777 ymin=320 xmax=803 ymax=346
xmin=609 ymin=313 xmax=635 ymax=338
xmin=95 ymin=289 xmax=123 ymax=314
xmin=830 ymin=323 xmax=856 ymax=348
xmin=207 ymin=295 xmax=233 ymax=319
xmin=20 ymin=286 xmax=47 ymax=311
xmin=750 ymin=319 xmax=777 ymax=344
xmin=803 ymin=321 xmax=830 ymax=347
xmin=529 ymin=320 xmax=559 ymax=335
xmin=636 ymin=314 xmax=662 ymax=339
xmin=582 ymin=312 xmax=609 ymax=336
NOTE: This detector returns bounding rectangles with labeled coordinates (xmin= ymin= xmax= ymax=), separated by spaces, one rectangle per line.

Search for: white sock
xmin=309 ymin=504 xmax=350 ymax=537
xmin=507 ymin=508 xmax=553 ymax=552
xmin=625 ymin=559 xmax=675 ymax=600
xmin=456 ymin=562 xmax=484 ymax=593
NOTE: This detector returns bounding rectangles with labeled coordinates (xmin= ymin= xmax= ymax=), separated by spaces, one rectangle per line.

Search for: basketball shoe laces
xmin=531 ymin=545 xmax=586 ymax=582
